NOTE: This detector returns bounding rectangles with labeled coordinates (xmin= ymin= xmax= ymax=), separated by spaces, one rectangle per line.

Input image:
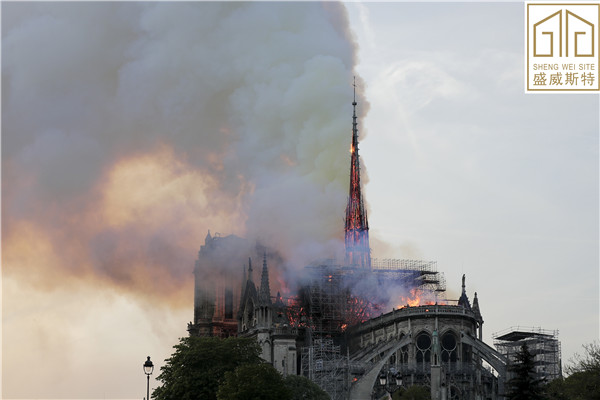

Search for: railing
xmin=371 ymin=258 xmax=437 ymax=272
xmin=492 ymin=326 xmax=559 ymax=340
xmin=306 ymin=258 xmax=438 ymax=273
xmin=272 ymin=327 xmax=297 ymax=335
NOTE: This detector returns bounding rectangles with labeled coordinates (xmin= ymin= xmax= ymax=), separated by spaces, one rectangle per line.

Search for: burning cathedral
xmin=186 ymin=86 xmax=559 ymax=400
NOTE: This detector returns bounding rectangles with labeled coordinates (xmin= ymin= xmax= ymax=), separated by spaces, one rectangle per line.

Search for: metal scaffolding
xmin=302 ymin=338 xmax=348 ymax=400
xmin=299 ymin=265 xmax=349 ymax=336
xmin=293 ymin=259 xmax=449 ymax=397
xmin=371 ymin=258 xmax=446 ymax=293
xmin=493 ymin=326 xmax=562 ymax=383
xmin=292 ymin=259 xmax=447 ymax=336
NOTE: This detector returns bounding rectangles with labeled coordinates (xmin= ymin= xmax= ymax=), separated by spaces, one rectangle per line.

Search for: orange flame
xmin=395 ymin=288 xmax=438 ymax=309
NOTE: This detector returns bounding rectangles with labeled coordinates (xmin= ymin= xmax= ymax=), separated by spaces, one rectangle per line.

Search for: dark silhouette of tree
xmin=217 ymin=363 xmax=292 ymax=400
xmin=545 ymin=341 xmax=600 ymax=400
xmin=152 ymin=336 xmax=262 ymax=400
xmin=506 ymin=344 xmax=545 ymax=400
xmin=566 ymin=341 xmax=600 ymax=376
xmin=284 ymin=375 xmax=330 ymax=400
xmin=392 ymin=385 xmax=431 ymax=400
xmin=152 ymin=336 xmax=333 ymax=400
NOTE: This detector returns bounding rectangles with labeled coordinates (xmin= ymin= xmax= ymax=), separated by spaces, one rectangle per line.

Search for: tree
xmin=506 ymin=344 xmax=545 ymax=400
xmin=152 ymin=336 xmax=262 ymax=400
xmin=545 ymin=341 xmax=600 ymax=400
xmin=566 ymin=341 xmax=600 ymax=376
xmin=284 ymin=374 xmax=330 ymax=400
xmin=544 ymin=378 xmax=568 ymax=400
xmin=217 ymin=363 xmax=292 ymax=400
xmin=392 ymin=385 xmax=431 ymax=400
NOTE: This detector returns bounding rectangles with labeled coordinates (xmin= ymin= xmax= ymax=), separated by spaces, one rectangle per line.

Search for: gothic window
xmin=393 ymin=334 xmax=408 ymax=365
xmin=415 ymin=332 xmax=431 ymax=368
xmin=244 ymin=300 xmax=255 ymax=329
xmin=441 ymin=331 xmax=458 ymax=364
xmin=400 ymin=345 xmax=409 ymax=364
xmin=449 ymin=386 xmax=461 ymax=400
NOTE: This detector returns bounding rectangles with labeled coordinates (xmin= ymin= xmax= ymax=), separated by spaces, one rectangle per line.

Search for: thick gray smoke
xmin=3 ymin=3 xmax=369 ymax=397
xmin=2 ymin=2 xmax=368 ymax=303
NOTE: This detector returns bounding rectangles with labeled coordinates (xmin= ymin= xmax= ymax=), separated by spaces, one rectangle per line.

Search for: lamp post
xmin=377 ymin=368 xmax=402 ymax=399
xmin=143 ymin=356 xmax=154 ymax=400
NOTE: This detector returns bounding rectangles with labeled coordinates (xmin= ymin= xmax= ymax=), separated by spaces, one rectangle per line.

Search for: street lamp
xmin=143 ymin=356 xmax=154 ymax=400
xmin=378 ymin=371 xmax=387 ymax=386
xmin=377 ymin=368 xmax=402 ymax=398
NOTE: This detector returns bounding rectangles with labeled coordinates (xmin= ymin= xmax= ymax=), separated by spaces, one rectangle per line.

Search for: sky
xmin=2 ymin=2 xmax=598 ymax=399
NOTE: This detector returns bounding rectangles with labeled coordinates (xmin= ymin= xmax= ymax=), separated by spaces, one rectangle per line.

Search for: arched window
xmin=397 ymin=334 xmax=409 ymax=366
xmin=244 ymin=300 xmax=255 ymax=329
xmin=449 ymin=385 xmax=461 ymax=400
xmin=441 ymin=331 xmax=458 ymax=364
xmin=415 ymin=332 xmax=431 ymax=369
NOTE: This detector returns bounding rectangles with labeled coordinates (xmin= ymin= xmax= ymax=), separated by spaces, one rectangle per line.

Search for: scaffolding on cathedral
xmin=302 ymin=338 xmax=348 ymax=400
xmin=286 ymin=258 xmax=447 ymax=338
xmin=493 ymin=327 xmax=562 ymax=382
xmin=371 ymin=258 xmax=447 ymax=293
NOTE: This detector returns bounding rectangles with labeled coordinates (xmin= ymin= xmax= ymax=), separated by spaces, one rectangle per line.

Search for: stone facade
xmin=347 ymin=302 xmax=498 ymax=399
xmin=187 ymin=232 xmax=248 ymax=338
xmin=237 ymin=254 xmax=298 ymax=377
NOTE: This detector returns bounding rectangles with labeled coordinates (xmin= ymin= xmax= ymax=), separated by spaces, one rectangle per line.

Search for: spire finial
xmin=353 ymin=76 xmax=357 ymax=106
xmin=241 ymin=263 xmax=248 ymax=298
xmin=248 ymin=257 xmax=253 ymax=282
xmin=260 ymin=251 xmax=271 ymax=304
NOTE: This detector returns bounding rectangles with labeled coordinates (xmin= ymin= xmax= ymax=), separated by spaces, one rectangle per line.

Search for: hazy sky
xmin=2 ymin=2 xmax=598 ymax=399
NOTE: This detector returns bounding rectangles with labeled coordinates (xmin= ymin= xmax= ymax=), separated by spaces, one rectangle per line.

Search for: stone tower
xmin=238 ymin=253 xmax=297 ymax=377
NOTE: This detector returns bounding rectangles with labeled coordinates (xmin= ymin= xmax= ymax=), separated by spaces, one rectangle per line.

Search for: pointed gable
xmin=259 ymin=252 xmax=272 ymax=305
xmin=457 ymin=274 xmax=471 ymax=310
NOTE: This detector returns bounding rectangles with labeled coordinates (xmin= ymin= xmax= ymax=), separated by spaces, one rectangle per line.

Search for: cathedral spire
xmin=241 ymin=263 xmax=247 ymax=298
xmin=259 ymin=251 xmax=271 ymax=304
xmin=472 ymin=292 xmax=482 ymax=319
xmin=247 ymin=257 xmax=253 ymax=282
xmin=345 ymin=77 xmax=371 ymax=268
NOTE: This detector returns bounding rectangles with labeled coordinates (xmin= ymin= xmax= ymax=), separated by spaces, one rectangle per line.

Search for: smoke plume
xmin=2 ymin=3 xmax=369 ymax=397
xmin=3 ymin=2 xmax=368 ymax=303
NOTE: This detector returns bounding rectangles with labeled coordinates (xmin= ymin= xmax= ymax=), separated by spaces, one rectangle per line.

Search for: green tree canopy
xmin=506 ymin=344 xmax=545 ymax=400
xmin=217 ymin=363 xmax=292 ymax=400
xmin=284 ymin=374 xmax=330 ymax=400
xmin=392 ymin=385 xmax=431 ymax=400
xmin=152 ymin=336 xmax=262 ymax=400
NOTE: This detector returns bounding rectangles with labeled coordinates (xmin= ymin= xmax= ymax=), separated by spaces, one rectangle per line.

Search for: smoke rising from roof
xmin=3 ymin=2 xmax=368 ymax=302
xmin=3 ymin=3 xmax=369 ymax=397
